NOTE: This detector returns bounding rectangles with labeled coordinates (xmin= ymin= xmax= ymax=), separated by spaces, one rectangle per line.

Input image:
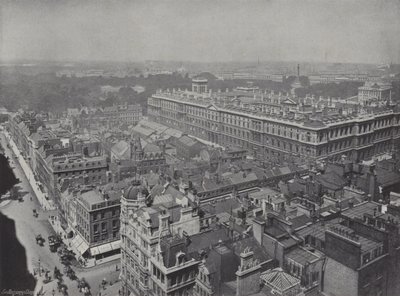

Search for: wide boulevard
xmin=0 ymin=131 xmax=120 ymax=296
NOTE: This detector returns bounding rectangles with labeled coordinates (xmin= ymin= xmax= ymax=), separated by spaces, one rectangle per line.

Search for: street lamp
xmin=38 ymin=258 xmax=41 ymax=277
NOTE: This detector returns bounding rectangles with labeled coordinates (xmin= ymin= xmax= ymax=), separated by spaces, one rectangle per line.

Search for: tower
xmin=130 ymin=137 xmax=143 ymax=161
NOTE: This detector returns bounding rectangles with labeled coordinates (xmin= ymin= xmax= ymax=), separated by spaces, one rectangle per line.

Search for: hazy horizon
xmin=1 ymin=0 xmax=400 ymax=64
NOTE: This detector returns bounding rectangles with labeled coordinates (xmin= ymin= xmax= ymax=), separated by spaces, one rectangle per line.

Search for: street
xmin=0 ymin=132 xmax=121 ymax=296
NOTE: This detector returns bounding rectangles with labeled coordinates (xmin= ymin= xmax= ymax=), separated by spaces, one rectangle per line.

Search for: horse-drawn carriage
xmin=48 ymin=235 xmax=62 ymax=252
xmin=35 ymin=234 xmax=45 ymax=246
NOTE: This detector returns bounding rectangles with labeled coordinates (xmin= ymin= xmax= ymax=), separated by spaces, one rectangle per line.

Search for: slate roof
xmin=296 ymin=220 xmax=340 ymax=241
xmin=265 ymin=224 xmax=287 ymax=238
xmin=285 ymin=247 xmax=320 ymax=266
xmin=179 ymin=135 xmax=198 ymax=147
xmin=228 ymin=172 xmax=258 ymax=184
xmin=376 ymin=168 xmax=400 ymax=187
xmin=202 ymin=198 xmax=241 ymax=215
xmin=341 ymin=201 xmax=381 ymax=220
xmin=249 ymin=188 xmax=280 ymax=200
xmin=289 ymin=214 xmax=312 ymax=230
xmin=327 ymin=224 xmax=382 ymax=253
xmin=150 ymin=184 xmax=184 ymax=200
xmin=132 ymin=125 xmax=154 ymax=137
xmin=228 ymin=236 xmax=272 ymax=263
xmin=143 ymin=143 xmax=161 ymax=154
xmin=316 ymin=171 xmax=347 ymax=191
xmin=187 ymin=228 xmax=230 ymax=254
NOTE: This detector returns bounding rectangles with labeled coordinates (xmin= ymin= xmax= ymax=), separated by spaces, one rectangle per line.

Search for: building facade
xmin=148 ymin=81 xmax=400 ymax=163
xmin=110 ymin=138 xmax=167 ymax=181
xmin=358 ymin=81 xmax=393 ymax=106
xmin=120 ymin=183 xmax=202 ymax=296
xmin=75 ymin=188 xmax=121 ymax=260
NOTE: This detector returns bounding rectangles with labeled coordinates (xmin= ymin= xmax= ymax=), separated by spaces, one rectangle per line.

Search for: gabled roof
xmin=207 ymin=104 xmax=218 ymax=111
xmin=281 ymin=98 xmax=298 ymax=105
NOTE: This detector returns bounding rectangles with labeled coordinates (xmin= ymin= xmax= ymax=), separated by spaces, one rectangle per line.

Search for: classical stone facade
xmin=148 ymin=81 xmax=400 ymax=163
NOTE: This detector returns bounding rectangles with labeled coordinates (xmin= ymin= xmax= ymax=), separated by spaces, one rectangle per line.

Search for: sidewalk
xmin=49 ymin=216 xmax=99 ymax=269
xmin=49 ymin=215 xmax=120 ymax=270
xmin=4 ymin=131 xmax=55 ymax=211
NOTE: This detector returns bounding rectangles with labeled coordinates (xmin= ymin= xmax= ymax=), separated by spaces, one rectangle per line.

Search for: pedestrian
xmin=115 ymin=264 xmax=118 ymax=271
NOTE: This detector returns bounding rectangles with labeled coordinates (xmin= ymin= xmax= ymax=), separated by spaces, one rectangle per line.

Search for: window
xmin=321 ymin=241 xmax=325 ymax=250
xmin=362 ymin=253 xmax=370 ymax=264
xmin=311 ymin=236 xmax=316 ymax=246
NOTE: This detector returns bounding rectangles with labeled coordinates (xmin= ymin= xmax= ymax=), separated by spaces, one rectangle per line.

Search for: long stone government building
xmin=148 ymin=79 xmax=400 ymax=163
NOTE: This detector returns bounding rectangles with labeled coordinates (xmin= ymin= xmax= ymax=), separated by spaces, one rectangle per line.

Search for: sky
xmin=1 ymin=0 xmax=400 ymax=64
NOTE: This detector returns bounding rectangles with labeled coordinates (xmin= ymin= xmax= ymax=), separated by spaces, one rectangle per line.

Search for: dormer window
xmin=176 ymin=252 xmax=185 ymax=265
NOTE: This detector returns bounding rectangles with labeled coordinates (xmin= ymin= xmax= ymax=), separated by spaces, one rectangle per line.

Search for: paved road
xmin=0 ymin=132 xmax=120 ymax=296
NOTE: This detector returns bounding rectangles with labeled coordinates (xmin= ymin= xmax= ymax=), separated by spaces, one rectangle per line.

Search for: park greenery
xmin=1 ymin=69 xmax=396 ymax=114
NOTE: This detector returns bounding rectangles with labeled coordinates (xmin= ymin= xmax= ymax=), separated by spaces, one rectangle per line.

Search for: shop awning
xmin=77 ymin=240 xmax=89 ymax=255
xmin=71 ymin=234 xmax=89 ymax=255
xmin=98 ymin=243 xmax=113 ymax=254
xmin=110 ymin=240 xmax=120 ymax=250
xmin=71 ymin=234 xmax=84 ymax=250
xmin=90 ymin=247 xmax=100 ymax=256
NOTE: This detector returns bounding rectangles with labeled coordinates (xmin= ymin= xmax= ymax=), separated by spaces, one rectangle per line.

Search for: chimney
xmin=236 ymin=249 xmax=261 ymax=296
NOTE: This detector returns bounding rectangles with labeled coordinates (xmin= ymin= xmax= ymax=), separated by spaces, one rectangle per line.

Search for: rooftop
xmin=327 ymin=224 xmax=383 ymax=253
xmin=187 ymin=228 xmax=230 ymax=254
xmin=261 ymin=268 xmax=300 ymax=293
xmin=285 ymin=246 xmax=320 ymax=266
xmin=151 ymin=90 xmax=399 ymax=130
xmin=341 ymin=201 xmax=382 ymax=220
